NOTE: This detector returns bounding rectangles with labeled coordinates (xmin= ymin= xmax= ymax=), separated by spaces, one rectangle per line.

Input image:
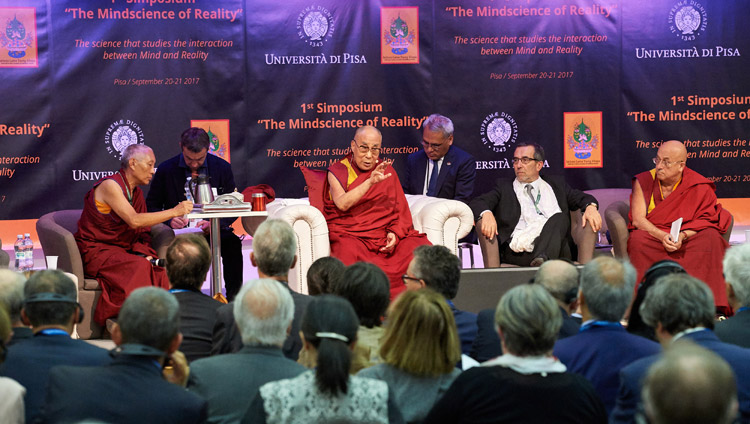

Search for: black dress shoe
xmin=530 ymin=256 xmax=546 ymax=267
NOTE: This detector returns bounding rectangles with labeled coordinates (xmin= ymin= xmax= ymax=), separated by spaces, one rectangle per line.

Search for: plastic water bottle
xmin=23 ymin=233 xmax=34 ymax=271
xmin=14 ymin=235 xmax=24 ymax=271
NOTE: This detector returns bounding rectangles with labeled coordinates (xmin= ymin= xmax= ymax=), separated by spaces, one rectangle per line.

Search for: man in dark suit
xmin=471 ymin=259 xmax=581 ymax=362
xmin=43 ymin=287 xmax=207 ymax=423
xmin=147 ymin=127 xmax=243 ymax=301
xmin=553 ymin=257 xmax=660 ymax=414
xmin=0 ymin=270 xmax=32 ymax=345
xmin=470 ymin=143 xmax=601 ymax=266
xmin=212 ymin=219 xmax=312 ymax=360
xmin=189 ymin=278 xmax=306 ymax=423
xmin=403 ymin=245 xmax=477 ymax=355
xmin=715 ymin=243 xmax=750 ymax=348
xmin=0 ymin=270 xmax=111 ymax=424
xmin=611 ymin=273 xmax=750 ymax=424
xmin=402 ymin=114 xmax=476 ymax=203
xmin=166 ymin=233 xmax=222 ymax=362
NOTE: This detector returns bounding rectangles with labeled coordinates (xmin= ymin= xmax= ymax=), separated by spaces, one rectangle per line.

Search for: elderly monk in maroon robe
xmin=628 ymin=140 xmax=732 ymax=311
xmin=323 ymin=126 xmax=430 ymax=298
xmin=75 ymin=144 xmax=193 ymax=325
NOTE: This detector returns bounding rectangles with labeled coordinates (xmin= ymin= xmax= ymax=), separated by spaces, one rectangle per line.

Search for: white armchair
xmin=242 ymin=195 xmax=474 ymax=294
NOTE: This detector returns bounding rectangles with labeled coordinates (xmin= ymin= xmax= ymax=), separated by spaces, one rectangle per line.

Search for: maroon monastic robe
xmin=323 ymin=155 xmax=430 ymax=298
xmin=627 ymin=167 xmax=731 ymax=307
xmin=75 ymin=171 xmax=169 ymax=325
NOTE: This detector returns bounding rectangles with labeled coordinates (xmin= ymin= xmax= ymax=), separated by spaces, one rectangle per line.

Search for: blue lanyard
xmin=579 ymin=320 xmax=622 ymax=333
xmin=38 ymin=329 xmax=69 ymax=336
xmin=737 ymin=306 xmax=750 ymax=314
xmin=168 ymin=289 xmax=191 ymax=294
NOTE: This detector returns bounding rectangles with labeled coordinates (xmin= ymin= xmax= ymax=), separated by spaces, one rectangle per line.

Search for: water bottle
xmin=14 ymin=235 xmax=24 ymax=271
xmin=23 ymin=233 xmax=34 ymax=271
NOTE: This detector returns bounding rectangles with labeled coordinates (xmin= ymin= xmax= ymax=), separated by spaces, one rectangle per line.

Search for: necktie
xmin=525 ymin=184 xmax=542 ymax=215
xmin=427 ymin=159 xmax=439 ymax=196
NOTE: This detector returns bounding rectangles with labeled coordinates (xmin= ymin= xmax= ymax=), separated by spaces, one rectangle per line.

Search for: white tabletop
xmin=187 ymin=210 xmax=268 ymax=219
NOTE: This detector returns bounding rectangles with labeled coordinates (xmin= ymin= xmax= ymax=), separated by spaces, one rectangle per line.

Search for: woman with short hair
xmin=359 ymin=288 xmax=462 ymax=423
xmin=425 ymin=284 xmax=607 ymax=423
xmin=243 ymin=295 xmax=404 ymax=424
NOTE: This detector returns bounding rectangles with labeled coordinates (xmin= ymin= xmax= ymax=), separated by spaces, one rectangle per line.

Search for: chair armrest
xmin=37 ymin=212 xmax=86 ymax=289
xmin=605 ymin=201 xmax=630 ymax=258
xmin=412 ymin=197 xmax=473 ymax=256
xmin=151 ymin=223 xmax=175 ymax=259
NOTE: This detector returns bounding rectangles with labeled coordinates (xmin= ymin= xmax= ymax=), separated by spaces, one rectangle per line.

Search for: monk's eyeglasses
xmin=652 ymin=157 xmax=684 ymax=168
xmin=355 ymin=143 xmax=381 ymax=155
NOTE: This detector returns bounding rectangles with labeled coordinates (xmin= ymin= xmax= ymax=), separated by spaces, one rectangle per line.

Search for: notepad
xmin=670 ymin=217 xmax=683 ymax=241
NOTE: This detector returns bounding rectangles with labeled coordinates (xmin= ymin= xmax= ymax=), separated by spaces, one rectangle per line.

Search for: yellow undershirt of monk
xmin=647 ymin=168 xmax=681 ymax=214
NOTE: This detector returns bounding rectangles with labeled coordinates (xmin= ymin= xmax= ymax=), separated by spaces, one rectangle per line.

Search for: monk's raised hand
xmin=369 ymin=159 xmax=393 ymax=184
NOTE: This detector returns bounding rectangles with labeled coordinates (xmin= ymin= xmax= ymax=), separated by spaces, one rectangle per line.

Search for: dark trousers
xmin=218 ymin=228 xmax=243 ymax=301
xmin=501 ymin=213 xmax=571 ymax=266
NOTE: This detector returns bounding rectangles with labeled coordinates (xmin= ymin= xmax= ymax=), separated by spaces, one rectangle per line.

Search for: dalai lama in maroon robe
xmin=75 ymin=144 xmax=193 ymax=325
xmin=628 ymin=140 xmax=732 ymax=312
xmin=323 ymin=126 xmax=430 ymax=298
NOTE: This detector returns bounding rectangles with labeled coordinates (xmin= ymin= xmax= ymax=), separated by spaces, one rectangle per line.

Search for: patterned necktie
xmin=427 ymin=159 xmax=439 ymax=196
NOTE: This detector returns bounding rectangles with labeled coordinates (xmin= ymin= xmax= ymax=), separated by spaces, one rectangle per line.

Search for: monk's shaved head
xmin=354 ymin=125 xmax=382 ymax=141
xmin=658 ymin=140 xmax=687 ymax=163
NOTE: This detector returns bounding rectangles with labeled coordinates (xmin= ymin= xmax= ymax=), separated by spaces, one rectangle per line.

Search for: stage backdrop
xmin=2 ymin=0 xmax=749 ymax=245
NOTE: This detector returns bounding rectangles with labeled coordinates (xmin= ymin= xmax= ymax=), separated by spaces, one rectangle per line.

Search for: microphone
xmin=150 ymin=258 xmax=166 ymax=267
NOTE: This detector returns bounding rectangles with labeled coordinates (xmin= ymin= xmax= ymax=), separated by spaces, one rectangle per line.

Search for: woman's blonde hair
xmin=379 ymin=289 xmax=461 ymax=376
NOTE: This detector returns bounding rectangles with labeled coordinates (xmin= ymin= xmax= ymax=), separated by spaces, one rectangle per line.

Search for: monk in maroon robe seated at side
xmin=75 ymin=144 xmax=193 ymax=326
xmin=628 ymin=140 xmax=732 ymax=313
xmin=323 ymin=126 xmax=430 ymax=298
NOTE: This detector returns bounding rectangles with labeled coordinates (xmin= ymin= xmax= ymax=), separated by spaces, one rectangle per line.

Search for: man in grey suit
xmin=715 ymin=243 xmax=750 ymax=348
xmin=188 ymin=278 xmax=306 ymax=423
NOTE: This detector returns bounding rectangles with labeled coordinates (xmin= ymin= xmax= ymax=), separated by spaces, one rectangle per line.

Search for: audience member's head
xmin=0 ymin=307 xmax=10 ymax=363
xmin=306 ymin=256 xmax=345 ymax=296
xmin=379 ymin=288 xmax=461 ymax=377
xmin=640 ymin=273 xmax=715 ymax=341
xmin=0 ymin=270 xmax=26 ymax=325
xmin=166 ymin=233 xmax=211 ymax=290
xmin=334 ymin=262 xmax=389 ymax=328
xmin=233 ymin=278 xmax=294 ymax=347
xmin=579 ymin=256 xmax=636 ymax=322
xmin=407 ymin=245 xmax=461 ymax=299
xmin=723 ymin=243 xmax=750 ymax=310
xmin=495 ymin=284 xmax=561 ymax=356
xmin=643 ymin=341 xmax=738 ymax=424
xmin=251 ymin=219 xmax=297 ymax=279
xmin=300 ymin=295 xmax=359 ymax=396
xmin=534 ymin=260 xmax=579 ymax=310
xmin=22 ymin=270 xmax=79 ymax=331
xmin=628 ymin=260 xmax=686 ymax=341
xmin=115 ymin=287 xmax=180 ymax=353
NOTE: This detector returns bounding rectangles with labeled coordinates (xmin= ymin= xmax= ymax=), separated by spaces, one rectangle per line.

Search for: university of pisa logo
xmin=297 ymin=5 xmax=335 ymax=47
xmin=480 ymin=112 xmax=518 ymax=153
xmin=668 ymin=1 xmax=707 ymax=41
xmin=104 ymin=119 xmax=145 ymax=159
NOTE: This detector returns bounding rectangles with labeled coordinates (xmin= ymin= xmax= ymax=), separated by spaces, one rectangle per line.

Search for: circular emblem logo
xmin=104 ymin=119 xmax=145 ymax=159
xmin=297 ymin=5 xmax=335 ymax=47
xmin=480 ymin=112 xmax=518 ymax=153
xmin=668 ymin=1 xmax=707 ymax=41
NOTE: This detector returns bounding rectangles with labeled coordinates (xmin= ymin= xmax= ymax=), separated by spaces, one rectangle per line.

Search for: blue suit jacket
xmin=611 ymin=329 xmax=750 ymax=424
xmin=449 ymin=300 xmax=478 ymax=356
xmin=553 ymin=324 xmax=660 ymax=415
xmin=0 ymin=333 xmax=112 ymax=424
xmin=44 ymin=354 xmax=207 ymax=423
xmin=401 ymin=145 xmax=475 ymax=202
xmin=146 ymin=152 xmax=237 ymax=228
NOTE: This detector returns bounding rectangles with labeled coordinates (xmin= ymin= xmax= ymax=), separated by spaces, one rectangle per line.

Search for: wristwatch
xmin=584 ymin=202 xmax=598 ymax=210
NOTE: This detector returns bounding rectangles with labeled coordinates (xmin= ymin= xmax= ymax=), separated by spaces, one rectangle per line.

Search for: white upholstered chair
xmin=242 ymin=195 xmax=474 ymax=294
